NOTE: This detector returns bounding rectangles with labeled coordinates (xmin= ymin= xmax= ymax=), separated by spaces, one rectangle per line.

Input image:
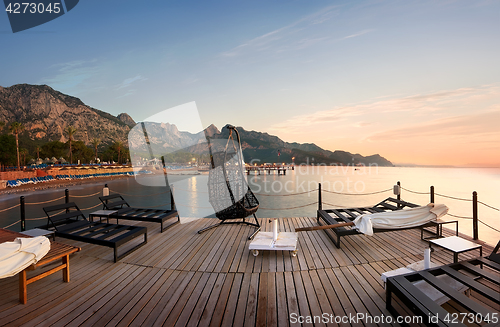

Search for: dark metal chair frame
xmin=43 ymin=202 xmax=147 ymax=262
xmin=386 ymin=241 xmax=500 ymax=326
xmin=99 ymin=192 xmax=179 ymax=233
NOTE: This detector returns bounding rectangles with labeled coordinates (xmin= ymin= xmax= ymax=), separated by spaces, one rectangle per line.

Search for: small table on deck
xmin=420 ymin=219 xmax=458 ymax=241
xmin=20 ymin=228 xmax=55 ymax=241
xmin=89 ymin=210 xmax=117 ymax=223
xmin=429 ymin=236 xmax=482 ymax=263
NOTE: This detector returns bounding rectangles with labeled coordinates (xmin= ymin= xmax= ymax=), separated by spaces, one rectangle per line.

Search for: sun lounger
xmin=99 ymin=193 xmax=179 ymax=233
xmin=386 ymin=240 xmax=500 ymax=325
xmin=43 ymin=202 xmax=147 ymax=262
xmin=313 ymin=197 xmax=441 ymax=248
xmin=0 ymin=228 xmax=80 ymax=304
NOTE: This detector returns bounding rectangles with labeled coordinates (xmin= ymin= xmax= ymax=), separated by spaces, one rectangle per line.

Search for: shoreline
xmin=0 ymin=175 xmax=133 ymax=196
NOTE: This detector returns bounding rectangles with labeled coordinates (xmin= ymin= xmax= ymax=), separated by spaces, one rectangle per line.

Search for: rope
xmin=175 ymin=203 xmax=212 ymax=209
xmin=260 ymin=202 xmax=317 ymax=210
xmin=446 ymin=213 xmax=473 ymax=220
xmin=26 ymin=210 xmax=65 ymax=220
xmin=479 ymin=219 xmax=500 ymax=233
xmin=24 ymin=196 xmax=66 ymax=205
xmin=171 ymin=187 xmax=208 ymax=194
xmin=26 ymin=216 xmax=49 ymax=221
xmin=146 ymin=202 xmax=171 ymax=208
xmin=435 ymin=193 xmax=472 ymax=202
xmin=401 ymin=187 xmax=430 ymax=195
xmin=109 ymin=189 xmax=170 ymax=197
xmin=2 ymin=220 xmax=20 ymax=228
xmin=477 ymin=201 xmax=499 ymax=212
xmin=255 ymin=189 xmax=317 ymax=196
xmin=321 ymin=201 xmax=348 ymax=208
xmin=322 ymin=188 xmax=392 ymax=196
xmin=71 ymin=191 xmax=101 ymax=198
xmin=0 ymin=203 xmax=20 ymax=213
xmin=79 ymin=203 xmax=103 ymax=211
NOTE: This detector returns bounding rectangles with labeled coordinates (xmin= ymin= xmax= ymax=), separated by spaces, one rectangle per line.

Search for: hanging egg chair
xmin=198 ymin=125 xmax=261 ymax=239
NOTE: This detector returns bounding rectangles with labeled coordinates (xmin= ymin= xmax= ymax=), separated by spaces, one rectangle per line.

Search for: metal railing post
xmin=472 ymin=191 xmax=478 ymax=240
xmin=430 ymin=186 xmax=434 ymax=203
xmin=20 ymin=196 xmax=26 ymax=231
xmin=397 ymin=181 xmax=401 ymax=202
xmin=318 ymin=183 xmax=322 ymax=211
xmin=65 ymin=189 xmax=69 ymax=203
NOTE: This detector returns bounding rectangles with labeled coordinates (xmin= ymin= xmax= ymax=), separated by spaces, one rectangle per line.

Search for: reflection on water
xmin=1 ymin=167 xmax=498 ymax=246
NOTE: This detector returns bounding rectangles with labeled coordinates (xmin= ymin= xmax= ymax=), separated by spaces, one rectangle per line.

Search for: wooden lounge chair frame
xmin=43 ymin=202 xmax=147 ymax=262
xmin=315 ymin=197 xmax=440 ymax=248
xmin=386 ymin=241 xmax=500 ymax=326
xmin=0 ymin=228 xmax=80 ymax=304
xmin=99 ymin=193 xmax=179 ymax=233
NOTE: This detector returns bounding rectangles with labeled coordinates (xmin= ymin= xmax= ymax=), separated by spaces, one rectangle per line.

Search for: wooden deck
xmin=0 ymin=217 xmax=497 ymax=326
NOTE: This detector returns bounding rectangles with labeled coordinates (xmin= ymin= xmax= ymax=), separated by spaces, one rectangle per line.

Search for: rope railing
xmin=24 ymin=195 xmax=66 ymax=205
xmin=109 ymin=189 xmax=170 ymax=197
xmin=446 ymin=213 xmax=473 ymax=220
xmin=146 ymin=202 xmax=172 ymax=208
xmin=255 ymin=189 xmax=317 ymax=196
xmin=79 ymin=203 xmax=103 ymax=211
xmin=322 ymin=201 xmax=348 ymax=208
xmin=25 ymin=216 xmax=49 ymax=221
xmin=322 ymin=188 xmax=392 ymax=196
xmin=479 ymin=220 xmax=500 ymax=233
xmin=401 ymin=187 xmax=429 ymax=195
xmin=2 ymin=220 xmax=20 ymax=228
xmin=0 ymin=203 xmax=20 ymax=213
xmin=175 ymin=203 xmax=212 ymax=209
xmin=477 ymin=201 xmax=499 ymax=212
xmin=434 ymin=193 xmax=472 ymax=202
xmin=260 ymin=201 xmax=318 ymax=210
xmin=70 ymin=191 xmax=101 ymax=198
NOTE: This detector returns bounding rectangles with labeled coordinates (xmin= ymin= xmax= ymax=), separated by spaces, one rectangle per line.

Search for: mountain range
xmin=0 ymin=84 xmax=393 ymax=166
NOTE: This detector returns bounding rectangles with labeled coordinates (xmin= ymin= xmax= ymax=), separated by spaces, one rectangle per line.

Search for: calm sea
xmin=1 ymin=166 xmax=498 ymax=246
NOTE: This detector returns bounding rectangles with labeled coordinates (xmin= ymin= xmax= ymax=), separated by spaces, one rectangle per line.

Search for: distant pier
xmin=245 ymin=165 xmax=293 ymax=175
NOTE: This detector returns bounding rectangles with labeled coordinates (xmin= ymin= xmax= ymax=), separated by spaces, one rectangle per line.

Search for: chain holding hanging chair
xmin=198 ymin=125 xmax=261 ymax=239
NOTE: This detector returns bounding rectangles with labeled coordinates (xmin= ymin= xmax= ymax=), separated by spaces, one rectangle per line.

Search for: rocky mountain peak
xmin=117 ymin=113 xmax=136 ymax=127
xmin=0 ymin=84 xmax=131 ymax=145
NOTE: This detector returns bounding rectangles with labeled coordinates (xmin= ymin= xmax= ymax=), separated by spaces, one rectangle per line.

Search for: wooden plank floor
xmin=0 ymin=217 xmax=497 ymax=326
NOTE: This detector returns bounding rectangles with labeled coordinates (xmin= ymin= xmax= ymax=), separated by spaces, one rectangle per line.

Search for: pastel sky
xmin=1 ymin=0 xmax=499 ymax=166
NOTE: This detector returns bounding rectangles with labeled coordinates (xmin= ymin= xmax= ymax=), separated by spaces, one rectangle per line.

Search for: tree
xmin=115 ymin=141 xmax=122 ymax=164
xmin=71 ymin=141 xmax=94 ymax=163
xmin=0 ymin=135 xmax=16 ymax=166
xmin=65 ymin=126 xmax=77 ymax=164
xmin=41 ymin=141 xmax=67 ymax=159
xmin=9 ymin=122 xmax=25 ymax=170
xmin=91 ymin=138 xmax=100 ymax=162
xmin=0 ymin=121 xmax=4 ymax=130
xmin=20 ymin=148 xmax=28 ymax=166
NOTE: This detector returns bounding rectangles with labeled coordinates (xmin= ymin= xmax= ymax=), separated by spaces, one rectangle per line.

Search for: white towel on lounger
xmin=353 ymin=203 xmax=449 ymax=236
xmin=0 ymin=236 xmax=51 ymax=279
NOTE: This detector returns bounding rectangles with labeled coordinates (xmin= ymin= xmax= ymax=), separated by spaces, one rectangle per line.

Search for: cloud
xmin=220 ymin=5 xmax=339 ymax=58
xmin=40 ymin=59 xmax=100 ymax=92
xmin=339 ymin=29 xmax=374 ymax=40
xmin=116 ymin=75 xmax=147 ymax=90
xmin=268 ymin=84 xmax=500 ymax=134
